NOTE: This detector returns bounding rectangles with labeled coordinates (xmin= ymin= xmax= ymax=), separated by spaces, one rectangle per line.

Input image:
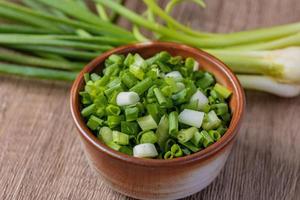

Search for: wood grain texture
xmin=0 ymin=0 xmax=299 ymax=200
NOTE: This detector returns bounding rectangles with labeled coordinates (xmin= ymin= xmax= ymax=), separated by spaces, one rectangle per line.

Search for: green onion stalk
xmin=95 ymin=0 xmax=300 ymax=97
xmin=0 ymin=0 xmax=134 ymax=80
xmin=0 ymin=0 xmax=300 ymax=97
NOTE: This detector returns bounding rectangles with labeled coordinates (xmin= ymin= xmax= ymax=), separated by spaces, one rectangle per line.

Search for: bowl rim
xmin=70 ymin=41 xmax=245 ymax=167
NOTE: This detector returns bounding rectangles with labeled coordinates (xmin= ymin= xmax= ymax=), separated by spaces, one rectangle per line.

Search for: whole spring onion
xmin=95 ymin=0 xmax=300 ymax=97
xmin=0 ymin=0 xmax=299 ymax=97
xmin=80 ymin=52 xmax=232 ymax=159
xmin=209 ymin=47 xmax=300 ymax=84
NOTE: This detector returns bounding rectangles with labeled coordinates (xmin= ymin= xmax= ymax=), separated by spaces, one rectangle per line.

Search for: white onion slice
xmin=193 ymin=61 xmax=199 ymax=71
xmin=133 ymin=143 xmax=158 ymax=158
xmin=165 ymin=71 xmax=183 ymax=81
xmin=176 ymin=82 xmax=185 ymax=91
xmin=190 ymin=90 xmax=208 ymax=110
xmin=116 ymin=92 xmax=140 ymax=106
xmin=178 ymin=109 xmax=204 ymax=128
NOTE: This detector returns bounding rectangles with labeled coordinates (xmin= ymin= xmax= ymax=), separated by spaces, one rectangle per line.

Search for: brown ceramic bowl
xmin=70 ymin=42 xmax=245 ymax=200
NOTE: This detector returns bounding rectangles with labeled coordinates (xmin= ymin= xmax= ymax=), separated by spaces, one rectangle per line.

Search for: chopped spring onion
xmin=80 ymin=52 xmax=231 ymax=159
xmin=121 ymin=70 xmax=138 ymax=88
xmin=146 ymin=103 xmax=159 ymax=121
xmin=211 ymin=103 xmax=228 ymax=116
xmin=193 ymin=61 xmax=199 ymax=71
xmin=202 ymin=110 xmax=221 ymax=130
xmin=176 ymin=82 xmax=185 ymax=91
xmin=170 ymin=144 xmax=183 ymax=157
xmin=164 ymin=151 xmax=174 ymax=159
xmin=168 ymin=111 xmax=178 ymax=136
xmin=129 ymin=64 xmax=144 ymax=80
xmin=177 ymin=127 xmax=198 ymax=143
xmin=125 ymin=106 xmax=139 ymax=122
xmin=140 ymin=131 xmax=158 ymax=144
xmin=106 ymin=104 xmax=121 ymax=116
xmin=191 ymin=131 xmax=203 ymax=146
xmin=116 ymin=91 xmax=140 ymax=106
xmin=196 ymin=72 xmax=215 ymax=89
xmin=119 ymin=146 xmax=133 ymax=156
xmin=190 ymin=90 xmax=209 ymax=110
xmin=214 ymin=83 xmax=232 ymax=99
xmin=156 ymin=115 xmax=169 ymax=149
xmin=133 ymin=143 xmax=158 ymax=158
xmin=178 ymin=109 xmax=205 ymax=128
xmin=129 ymin=77 xmax=153 ymax=95
xmin=112 ymin=131 xmax=129 ymax=145
xmin=98 ymin=127 xmax=113 ymax=144
xmin=137 ymin=115 xmax=158 ymax=131
xmin=107 ymin=115 xmax=122 ymax=128
xmin=165 ymin=71 xmax=183 ymax=81
xmin=153 ymin=87 xmax=167 ymax=105
xmin=107 ymin=141 xmax=121 ymax=151
xmin=87 ymin=115 xmax=103 ymax=130
xmin=81 ymin=103 xmax=96 ymax=117
xmin=208 ymin=130 xmax=221 ymax=141
xmin=200 ymin=130 xmax=214 ymax=147
xmin=121 ymin=121 xmax=139 ymax=135
xmin=179 ymin=141 xmax=201 ymax=152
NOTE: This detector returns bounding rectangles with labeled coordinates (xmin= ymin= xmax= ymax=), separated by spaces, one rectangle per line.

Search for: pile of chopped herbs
xmin=80 ymin=51 xmax=232 ymax=159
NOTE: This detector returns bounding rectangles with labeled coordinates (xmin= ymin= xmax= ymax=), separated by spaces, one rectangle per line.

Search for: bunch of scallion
xmin=0 ymin=0 xmax=133 ymax=81
xmin=0 ymin=0 xmax=300 ymax=97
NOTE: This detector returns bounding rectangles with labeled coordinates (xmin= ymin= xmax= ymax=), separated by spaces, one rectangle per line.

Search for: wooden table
xmin=1 ymin=0 xmax=299 ymax=199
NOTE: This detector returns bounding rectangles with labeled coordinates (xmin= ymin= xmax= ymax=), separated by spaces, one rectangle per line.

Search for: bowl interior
xmin=70 ymin=42 xmax=245 ymax=166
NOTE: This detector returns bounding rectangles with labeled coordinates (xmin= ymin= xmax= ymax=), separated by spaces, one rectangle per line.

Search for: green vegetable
xmin=95 ymin=0 xmax=300 ymax=97
xmin=112 ymin=131 xmax=129 ymax=145
xmin=80 ymin=52 xmax=231 ymax=159
xmin=164 ymin=151 xmax=174 ymax=159
xmin=107 ymin=115 xmax=122 ymax=128
xmin=98 ymin=127 xmax=113 ymax=144
xmin=121 ymin=121 xmax=139 ymax=135
xmin=137 ymin=115 xmax=158 ymax=131
xmin=177 ymin=127 xmax=198 ymax=143
xmin=0 ymin=63 xmax=77 ymax=81
xmin=202 ymin=110 xmax=222 ymax=130
xmin=0 ymin=34 xmax=113 ymax=51
xmin=87 ymin=115 xmax=103 ymax=130
xmin=179 ymin=141 xmax=201 ymax=152
xmin=208 ymin=130 xmax=221 ymax=141
xmin=153 ymin=87 xmax=167 ymax=106
xmin=156 ymin=115 xmax=169 ymax=150
xmin=191 ymin=131 xmax=203 ymax=146
xmin=119 ymin=146 xmax=133 ymax=155
xmin=146 ymin=103 xmax=159 ymax=122
xmin=168 ymin=111 xmax=178 ymax=137
xmin=0 ymin=0 xmax=299 ymax=98
xmin=214 ymin=83 xmax=232 ymax=99
xmin=200 ymin=130 xmax=214 ymax=147
xmin=140 ymin=131 xmax=158 ymax=144
xmin=81 ymin=104 xmax=96 ymax=117
xmin=130 ymin=77 xmax=153 ymax=95
xmin=170 ymin=144 xmax=183 ymax=157
xmin=10 ymin=45 xmax=100 ymax=60
xmin=106 ymin=104 xmax=121 ymax=116
xmin=125 ymin=107 xmax=139 ymax=122
xmin=106 ymin=141 xmax=121 ymax=151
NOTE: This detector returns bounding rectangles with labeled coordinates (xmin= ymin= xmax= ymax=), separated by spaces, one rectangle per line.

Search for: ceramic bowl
xmin=70 ymin=42 xmax=245 ymax=200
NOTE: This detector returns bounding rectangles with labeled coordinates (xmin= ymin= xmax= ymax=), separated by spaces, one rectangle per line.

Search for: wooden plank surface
xmin=0 ymin=0 xmax=300 ymax=199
